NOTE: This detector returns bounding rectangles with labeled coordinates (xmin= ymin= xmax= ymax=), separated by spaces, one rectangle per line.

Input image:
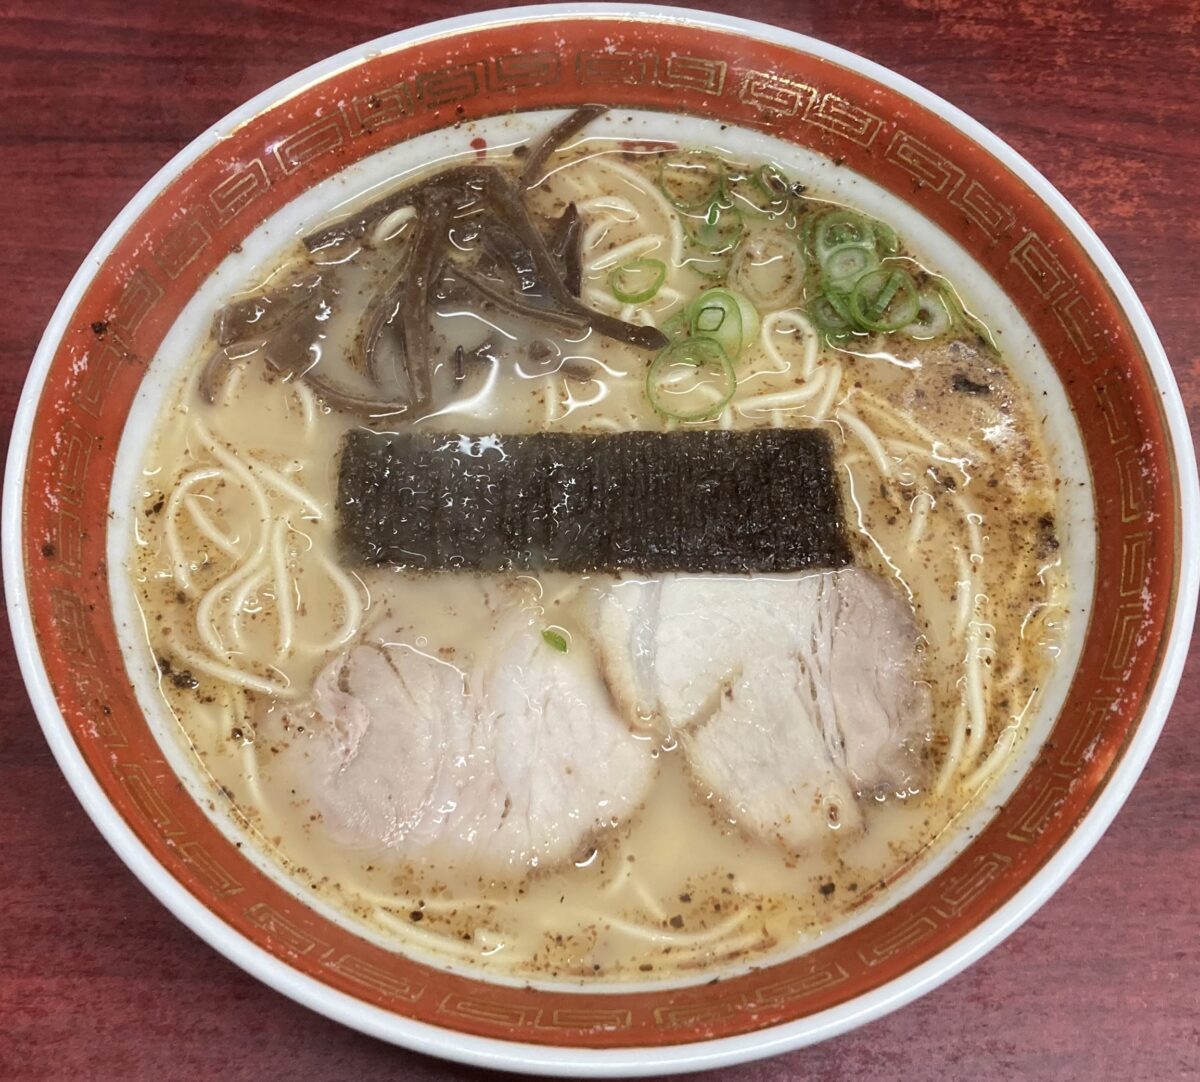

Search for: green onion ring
xmin=646 ymin=337 xmax=736 ymax=421
xmin=807 ymin=292 xmax=855 ymax=336
xmin=658 ymin=150 xmax=727 ymax=212
xmin=820 ymin=244 xmax=880 ymax=291
xmin=849 ymin=267 xmax=921 ymax=331
xmin=687 ymin=201 xmax=745 ymax=253
xmin=813 ymin=210 xmax=877 ymax=260
xmin=608 ymin=257 xmax=667 ymax=304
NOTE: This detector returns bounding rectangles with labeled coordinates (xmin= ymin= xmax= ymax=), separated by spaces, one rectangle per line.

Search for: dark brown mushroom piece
xmin=260 ymin=304 xmax=411 ymax=418
xmin=519 ymin=104 xmax=608 ymax=189
xmin=358 ymin=192 xmax=454 ymax=410
xmin=549 ymin=203 xmax=583 ymax=297
xmin=213 ymin=273 xmax=323 ymax=347
xmin=482 ymin=221 xmax=543 ymax=295
xmin=258 ymin=288 xmax=331 ymax=378
xmin=298 ymin=373 xmax=410 ymax=418
xmin=197 ymin=345 xmax=242 ymax=404
xmin=479 ymin=169 xmax=668 ymax=351
xmin=560 ymin=358 xmax=598 ymax=383
xmin=302 ymin=163 xmax=491 ymax=254
xmin=199 ymin=275 xmax=326 ymax=404
xmin=238 ymin=106 xmax=672 ymax=425
xmin=307 ymin=102 xmax=603 ymax=250
xmin=452 ymin=340 xmax=497 ymax=385
xmin=453 ymin=264 xmax=589 ymax=333
xmin=207 ymin=274 xmax=413 ymax=418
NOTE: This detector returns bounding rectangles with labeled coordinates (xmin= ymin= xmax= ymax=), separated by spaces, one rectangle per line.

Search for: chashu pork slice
xmin=275 ymin=597 xmax=654 ymax=873
xmin=588 ymin=569 xmax=930 ymax=851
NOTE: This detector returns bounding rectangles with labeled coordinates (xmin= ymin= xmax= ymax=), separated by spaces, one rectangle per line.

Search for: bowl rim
xmin=4 ymin=4 xmax=1197 ymax=1075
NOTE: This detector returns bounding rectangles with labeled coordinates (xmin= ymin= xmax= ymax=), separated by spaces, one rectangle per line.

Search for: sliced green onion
xmin=682 ymin=203 xmax=744 ymax=280
xmin=738 ymin=292 xmax=762 ymax=341
xmin=807 ymin=292 xmax=855 ymax=336
xmin=849 ymin=268 xmax=921 ymax=331
xmin=822 ymin=285 xmax=857 ymax=325
xmin=659 ymin=150 xmax=727 ymax=211
xmin=661 ymin=310 xmax=691 ymax=342
xmin=730 ymin=224 xmax=807 ymax=309
xmin=755 ymin=163 xmax=793 ymax=201
xmin=684 ymin=247 xmax=735 ymax=281
xmin=813 ymin=210 xmax=876 ymax=260
xmin=727 ymin=163 xmax=791 ymax=217
xmin=608 ymin=258 xmax=666 ymax=304
xmin=687 ymin=288 xmax=758 ymax=360
xmin=873 ymin=219 xmax=901 ymax=255
xmin=695 ymin=303 xmax=727 ymax=333
xmin=687 ymin=202 xmax=744 ymax=252
xmin=541 ymin=627 xmax=570 ymax=652
xmin=902 ymin=288 xmax=953 ymax=338
xmin=646 ymin=338 xmax=736 ymax=422
xmin=690 ymin=290 xmax=739 ymax=358
xmin=798 ymin=209 xmax=821 ymax=259
xmin=820 ymin=243 xmax=880 ymax=291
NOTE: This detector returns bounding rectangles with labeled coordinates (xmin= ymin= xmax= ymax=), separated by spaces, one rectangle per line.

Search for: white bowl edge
xmin=3 ymin=4 xmax=1197 ymax=1076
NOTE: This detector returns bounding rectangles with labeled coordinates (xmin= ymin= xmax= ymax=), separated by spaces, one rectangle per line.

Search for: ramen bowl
xmin=4 ymin=5 xmax=1196 ymax=1075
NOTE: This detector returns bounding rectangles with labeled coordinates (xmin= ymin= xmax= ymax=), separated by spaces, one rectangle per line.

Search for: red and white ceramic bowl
xmin=4 ymin=6 xmax=1197 ymax=1075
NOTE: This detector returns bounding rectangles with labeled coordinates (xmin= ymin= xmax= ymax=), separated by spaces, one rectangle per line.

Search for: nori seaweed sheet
xmin=338 ymin=429 xmax=851 ymax=573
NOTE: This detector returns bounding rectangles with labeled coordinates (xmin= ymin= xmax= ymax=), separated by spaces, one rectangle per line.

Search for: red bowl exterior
xmin=19 ymin=16 xmax=1180 ymax=1048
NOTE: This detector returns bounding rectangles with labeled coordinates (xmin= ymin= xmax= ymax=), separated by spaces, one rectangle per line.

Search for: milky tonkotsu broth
xmin=128 ymin=120 xmax=1070 ymax=982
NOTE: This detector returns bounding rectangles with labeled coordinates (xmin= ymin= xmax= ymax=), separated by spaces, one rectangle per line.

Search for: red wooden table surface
xmin=1 ymin=1 xmax=1197 ymax=1079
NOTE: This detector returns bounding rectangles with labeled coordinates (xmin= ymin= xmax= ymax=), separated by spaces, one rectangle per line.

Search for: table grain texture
xmin=1 ymin=1 xmax=1197 ymax=1079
